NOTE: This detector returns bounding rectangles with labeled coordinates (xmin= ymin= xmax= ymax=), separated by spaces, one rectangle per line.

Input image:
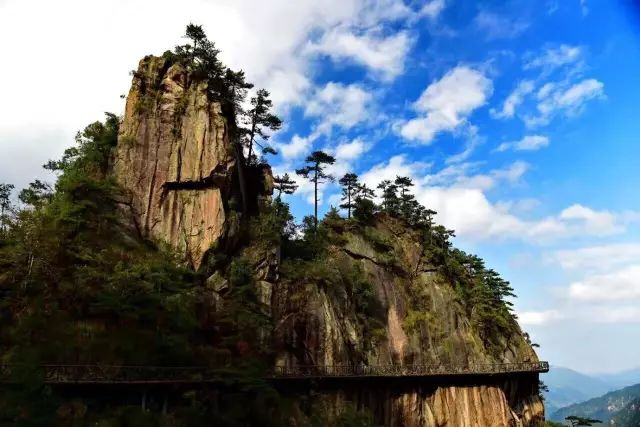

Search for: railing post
xmin=141 ymin=390 xmax=147 ymax=411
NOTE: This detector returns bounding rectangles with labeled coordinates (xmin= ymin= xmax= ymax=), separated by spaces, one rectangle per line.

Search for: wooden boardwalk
xmin=1 ymin=362 xmax=549 ymax=385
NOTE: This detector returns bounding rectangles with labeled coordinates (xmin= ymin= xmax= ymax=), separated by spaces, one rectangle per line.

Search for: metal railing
xmin=271 ymin=361 xmax=549 ymax=378
xmin=0 ymin=362 xmax=548 ymax=384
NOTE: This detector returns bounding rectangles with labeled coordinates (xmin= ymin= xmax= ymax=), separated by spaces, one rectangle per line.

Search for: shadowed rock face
xmin=113 ymin=55 xmax=238 ymax=268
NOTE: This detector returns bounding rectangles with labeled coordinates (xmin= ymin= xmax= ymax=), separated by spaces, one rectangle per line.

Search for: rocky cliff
xmin=113 ymin=55 xmax=270 ymax=268
xmin=255 ymin=217 xmax=544 ymax=426
xmin=113 ymin=55 xmax=544 ymax=426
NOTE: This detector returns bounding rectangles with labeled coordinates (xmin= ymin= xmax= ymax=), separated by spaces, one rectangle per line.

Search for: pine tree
xmin=395 ymin=176 xmax=416 ymax=220
xmin=357 ymin=183 xmax=375 ymax=201
xmin=242 ymin=89 xmax=282 ymax=164
xmin=18 ymin=180 xmax=52 ymax=207
xmin=296 ymin=151 xmax=336 ymax=229
xmin=339 ymin=173 xmax=359 ymax=219
xmin=377 ymin=180 xmax=399 ymax=215
xmin=273 ymin=174 xmax=298 ymax=199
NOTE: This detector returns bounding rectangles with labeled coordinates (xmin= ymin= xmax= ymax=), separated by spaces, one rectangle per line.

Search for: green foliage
xmin=282 ymin=215 xmax=330 ymax=261
xmin=403 ymin=309 xmax=434 ymax=333
xmin=377 ymin=180 xmax=399 ymax=216
xmin=273 ymin=173 xmax=298 ymax=199
xmin=18 ymin=180 xmax=53 ymax=207
xmin=296 ymin=151 xmax=336 ymax=228
xmin=339 ymin=173 xmax=360 ymax=219
xmin=361 ymin=226 xmax=393 ymax=253
xmin=0 ymin=114 xmax=280 ymax=425
xmin=565 ymin=415 xmax=603 ymax=426
xmin=241 ymin=88 xmax=282 ymax=164
xmin=310 ymin=400 xmax=374 ymax=427
xmin=352 ymin=196 xmax=377 ymax=224
xmin=250 ymin=199 xmax=296 ymax=244
xmin=0 ymin=182 xmax=14 ymax=232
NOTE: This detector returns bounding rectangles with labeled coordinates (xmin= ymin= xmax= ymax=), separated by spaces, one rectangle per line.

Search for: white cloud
xmin=552 ymin=243 xmax=640 ymax=272
xmin=305 ymin=82 xmax=373 ymax=134
xmin=0 ymin=0 xmax=414 ymax=189
xmin=427 ymin=161 xmax=528 ymax=191
xmin=559 ymin=204 xmax=622 ymax=236
xmin=568 ymin=265 xmax=640 ymax=301
xmin=596 ymin=306 xmax=640 ymax=323
xmin=474 ymin=10 xmax=529 ymax=40
xmin=496 ymin=135 xmax=550 ymax=152
xmin=280 ymin=134 xmax=314 ymax=160
xmin=334 ymin=138 xmax=368 ymax=161
xmin=359 ymin=156 xmax=633 ymax=243
xmin=306 ymin=28 xmax=413 ymax=80
xmin=419 ymin=0 xmax=446 ymax=19
xmin=360 ymin=155 xmax=430 ymax=189
xmin=526 ymin=78 xmax=604 ymax=127
xmin=524 ymin=44 xmax=583 ymax=71
xmin=518 ymin=310 xmax=564 ymax=326
xmin=554 ymin=79 xmax=604 ymax=110
xmin=536 ymin=83 xmax=556 ymax=100
xmin=491 ymin=80 xmax=535 ymax=119
xmin=399 ymin=66 xmax=493 ymax=144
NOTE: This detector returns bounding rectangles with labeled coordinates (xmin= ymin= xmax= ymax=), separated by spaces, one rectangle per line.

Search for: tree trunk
xmin=234 ymin=141 xmax=248 ymax=214
xmin=314 ymin=167 xmax=318 ymax=229
xmin=247 ymin=112 xmax=257 ymax=163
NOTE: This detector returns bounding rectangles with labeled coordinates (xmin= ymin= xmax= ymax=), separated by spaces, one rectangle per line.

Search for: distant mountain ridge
xmin=543 ymin=366 xmax=613 ymax=415
xmin=595 ymin=367 xmax=640 ymax=390
xmin=551 ymin=383 xmax=640 ymax=424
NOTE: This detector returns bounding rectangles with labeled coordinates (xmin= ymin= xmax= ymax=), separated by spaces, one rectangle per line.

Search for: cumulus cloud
xmin=491 ymin=80 xmax=535 ymax=119
xmin=559 ymin=204 xmax=622 ymax=236
xmin=518 ymin=310 xmax=564 ymax=326
xmin=496 ymin=135 xmax=550 ymax=152
xmin=305 ymin=82 xmax=373 ymax=134
xmin=568 ymin=265 xmax=640 ymax=301
xmin=551 ymin=243 xmax=640 ymax=272
xmin=399 ymin=66 xmax=493 ymax=144
xmin=279 ymin=134 xmax=314 ymax=160
xmin=360 ymin=155 xmax=431 ymax=190
xmin=334 ymin=138 xmax=368 ymax=161
xmin=307 ymin=28 xmax=413 ymax=80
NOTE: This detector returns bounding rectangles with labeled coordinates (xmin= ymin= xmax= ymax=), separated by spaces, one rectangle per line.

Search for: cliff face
xmin=113 ymin=56 xmax=544 ymax=426
xmin=257 ymin=217 xmax=545 ymax=426
xmin=113 ymin=55 xmax=242 ymax=268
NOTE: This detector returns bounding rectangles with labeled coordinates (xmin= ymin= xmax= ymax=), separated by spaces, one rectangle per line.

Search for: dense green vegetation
xmin=0 ymin=113 xmax=281 ymax=425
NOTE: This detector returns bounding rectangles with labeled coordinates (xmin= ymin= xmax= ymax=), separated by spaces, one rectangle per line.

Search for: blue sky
xmin=1 ymin=0 xmax=639 ymax=372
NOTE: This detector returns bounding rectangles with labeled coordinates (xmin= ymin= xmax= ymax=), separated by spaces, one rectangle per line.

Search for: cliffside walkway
xmin=1 ymin=362 xmax=549 ymax=385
